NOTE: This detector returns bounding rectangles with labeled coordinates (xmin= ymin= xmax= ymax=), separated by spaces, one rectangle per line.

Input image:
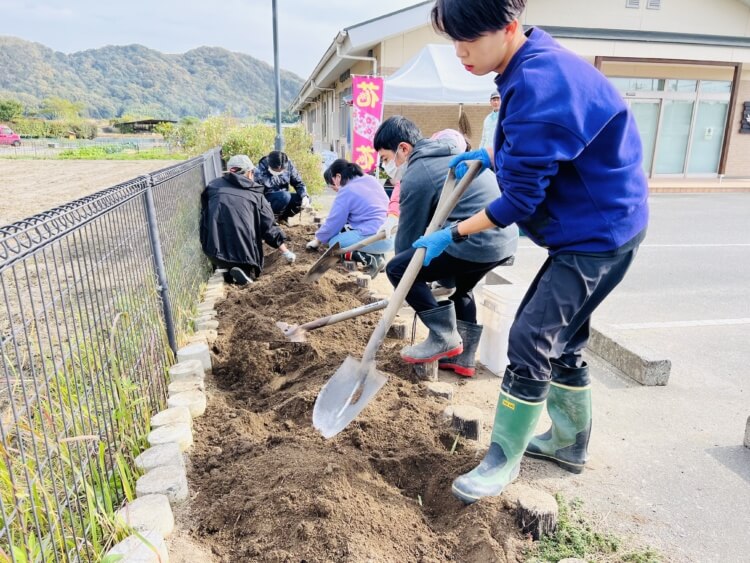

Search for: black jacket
xmin=254 ymin=156 xmax=308 ymax=197
xmin=200 ymin=172 xmax=286 ymax=273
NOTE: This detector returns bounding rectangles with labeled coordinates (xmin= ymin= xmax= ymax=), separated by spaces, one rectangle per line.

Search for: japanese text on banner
xmin=351 ymin=75 xmax=385 ymax=173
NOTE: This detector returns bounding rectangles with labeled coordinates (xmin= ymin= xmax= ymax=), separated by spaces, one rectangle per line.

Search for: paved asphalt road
xmin=507 ymin=193 xmax=750 ymax=561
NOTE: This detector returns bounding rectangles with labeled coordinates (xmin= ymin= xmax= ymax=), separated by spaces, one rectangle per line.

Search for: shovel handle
xmin=299 ymin=299 xmax=389 ymax=332
xmin=360 ymin=162 xmax=483 ymax=365
xmin=335 ymin=230 xmax=389 ymax=256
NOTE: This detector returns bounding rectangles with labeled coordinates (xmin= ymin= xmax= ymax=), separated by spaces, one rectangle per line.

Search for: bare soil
xmin=0 ymin=160 xmax=181 ymax=226
xmin=183 ymin=223 xmax=533 ymax=562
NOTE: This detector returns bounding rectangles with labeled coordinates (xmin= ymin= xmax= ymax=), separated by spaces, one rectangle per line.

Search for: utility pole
xmin=272 ymin=0 xmax=283 ymax=151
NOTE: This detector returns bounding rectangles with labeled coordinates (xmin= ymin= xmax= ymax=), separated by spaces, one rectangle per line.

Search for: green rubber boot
xmin=525 ymin=360 xmax=592 ymax=474
xmin=452 ymin=369 xmax=549 ymax=504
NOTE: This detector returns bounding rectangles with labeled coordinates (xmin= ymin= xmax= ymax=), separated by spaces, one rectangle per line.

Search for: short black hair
xmin=323 ymin=159 xmax=364 ymax=187
xmin=373 ymin=116 xmax=423 ymax=152
xmin=268 ymin=151 xmax=288 ymax=170
xmin=431 ymin=0 xmax=526 ymax=42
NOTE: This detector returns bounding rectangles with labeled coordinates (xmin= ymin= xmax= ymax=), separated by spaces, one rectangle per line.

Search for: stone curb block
xmin=148 ymin=423 xmax=193 ymax=452
xmin=450 ymin=405 xmax=483 ymax=441
xmin=168 ymin=378 xmax=205 ymax=396
xmin=135 ymin=443 xmax=184 ymax=473
xmin=151 ymin=407 xmax=193 ymax=429
xmin=189 ymin=329 xmax=218 ymax=345
xmin=195 ymin=319 xmax=219 ymax=331
xmin=588 ymin=327 xmax=671 ymax=386
xmin=168 ymin=390 xmax=207 ymax=418
xmin=104 ymin=530 xmax=169 ymax=562
xmin=136 ymin=465 xmax=188 ymax=505
xmin=177 ymin=343 xmax=212 ymax=372
xmin=168 ymin=360 xmax=204 ymax=383
xmin=115 ymin=494 xmax=175 ymax=538
xmin=425 ymin=381 xmax=453 ymax=400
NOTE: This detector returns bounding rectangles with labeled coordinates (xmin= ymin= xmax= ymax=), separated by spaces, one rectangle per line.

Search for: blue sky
xmin=0 ymin=0 xmax=420 ymax=78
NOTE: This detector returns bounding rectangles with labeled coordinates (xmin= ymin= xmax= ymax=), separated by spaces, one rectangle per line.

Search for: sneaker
xmin=230 ymin=267 xmax=253 ymax=285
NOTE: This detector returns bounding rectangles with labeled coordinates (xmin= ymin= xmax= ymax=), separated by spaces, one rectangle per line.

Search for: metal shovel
xmin=275 ymin=285 xmax=455 ymax=342
xmin=276 ymin=299 xmax=388 ymax=342
xmin=303 ymin=230 xmax=390 ymax=284
xmin=312 ymin=162 xmax=483 ymax=439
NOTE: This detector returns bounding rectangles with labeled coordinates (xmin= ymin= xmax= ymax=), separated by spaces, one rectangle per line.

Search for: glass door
xmin=630 ymin=100 xmax=660 ymax=175
xmin=687 ymin=101 xmax=728 ymax=175
xmin=654 ymin=100 xmax=695 ymax=175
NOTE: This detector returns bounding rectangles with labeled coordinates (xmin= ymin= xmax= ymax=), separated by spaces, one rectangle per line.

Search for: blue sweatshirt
xmin=315 ymin=175 xmax=389 ymax=244
xmin=486 ymin=27 xmax=649 ymax=254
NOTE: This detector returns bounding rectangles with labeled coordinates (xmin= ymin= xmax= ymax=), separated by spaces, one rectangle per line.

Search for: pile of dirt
xmin=186 ymin=223 xmax=531 ymax=562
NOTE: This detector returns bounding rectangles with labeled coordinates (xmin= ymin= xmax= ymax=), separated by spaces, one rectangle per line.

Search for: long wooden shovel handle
xmin=299 ymin=300 xmax=388 ymax=331
xmin=359 ymin=161 xmax=483 ymax=365
xmin=334 ymin=230 xmax=389 ymax=256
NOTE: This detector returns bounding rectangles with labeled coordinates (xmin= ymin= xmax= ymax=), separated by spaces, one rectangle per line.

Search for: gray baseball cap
xmin=490 ymin=91 xmax=500 ymax=100
xmin=227 ymin=154 xmax=254 ymax=173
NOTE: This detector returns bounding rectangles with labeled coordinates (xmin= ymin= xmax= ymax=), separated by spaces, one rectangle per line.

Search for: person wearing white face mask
xmin=254 ymin=151 xmax=311 ymax=224
xmin=373 ymin=115 xmax=517 ymax=376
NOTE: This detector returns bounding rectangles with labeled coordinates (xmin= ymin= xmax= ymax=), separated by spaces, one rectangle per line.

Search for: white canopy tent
xmin=384 ymin=44 xmax=498 ymax=104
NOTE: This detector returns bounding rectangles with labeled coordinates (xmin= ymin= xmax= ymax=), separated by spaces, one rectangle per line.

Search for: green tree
xmin=38 ymin=97 xmax=85 ymax=120
xmin=0 ymin=98 xmax=24 ymax=122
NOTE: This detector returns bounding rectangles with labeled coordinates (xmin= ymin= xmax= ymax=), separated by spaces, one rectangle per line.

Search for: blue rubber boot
xmin=452 ymin=369 xmax=549 ymax=504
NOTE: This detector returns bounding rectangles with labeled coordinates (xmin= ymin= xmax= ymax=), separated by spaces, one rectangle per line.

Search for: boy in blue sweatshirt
xmin=418 ymin=0 xmax=649 ymax=504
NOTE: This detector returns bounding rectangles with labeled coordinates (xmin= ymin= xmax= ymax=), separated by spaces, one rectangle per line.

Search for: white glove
xmin=282 ymin=250 xmax=296 ymax=264
xmin=301 ymin=195 xmax=311 ymax=209
xmin=306 ymin=239 xmax=321 ymax=250
xmin=378 ymin=214 xmax=399 ymax=240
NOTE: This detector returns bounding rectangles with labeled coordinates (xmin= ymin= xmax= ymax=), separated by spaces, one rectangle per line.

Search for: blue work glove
xmin=448 ymin=148 xmax=492 ymax=180
xmin=412 ymin=227 xmax=452 ymax=266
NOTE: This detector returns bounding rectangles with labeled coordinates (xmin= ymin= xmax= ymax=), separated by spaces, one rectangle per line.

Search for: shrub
xmin=222 ymin=124 xmax=325 ymax=196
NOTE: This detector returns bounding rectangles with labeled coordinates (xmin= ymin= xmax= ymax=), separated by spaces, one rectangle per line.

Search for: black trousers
xmin=208 ymin=257 xmax=258 ymax=283
xmin=386 ymin=248 xmax=506 ymax=324
xmin=509 ymin=247 xmax=640 ymax=381
xmin=266 ymin=191 xmax=303 ymax=220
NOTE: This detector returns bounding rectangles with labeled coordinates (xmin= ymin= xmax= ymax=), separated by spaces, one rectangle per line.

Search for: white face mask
xmin=383 ymin=149 xmax=407 ymax=181
xmin=269 ymin=168 xmax=284 ymax=177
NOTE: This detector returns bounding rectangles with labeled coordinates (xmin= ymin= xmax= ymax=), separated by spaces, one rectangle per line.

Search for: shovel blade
xmin=275 ymin=321 xmax=306 ymax=342
xmin=303 ymin=242 xmax=342 ymax=283
xmin=312 ymin=355 xmax=387 ymax=439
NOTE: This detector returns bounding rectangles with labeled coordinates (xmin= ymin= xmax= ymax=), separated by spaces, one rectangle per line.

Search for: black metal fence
xmin=0 ymin=148 xmax=221 ymax=561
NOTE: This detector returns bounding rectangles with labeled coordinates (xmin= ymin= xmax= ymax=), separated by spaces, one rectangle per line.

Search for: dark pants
xmin=208 ymin=257 xmax=258 ymax=284
xmin=386 ymin=248 xmax=506 ymax=324
xmin=509 ymin=247 xmax=640 ymax=381
xmin=266 ymin=191 xmax=303 ymax=220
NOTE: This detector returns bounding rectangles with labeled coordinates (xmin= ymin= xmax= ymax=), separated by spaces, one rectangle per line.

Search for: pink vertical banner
xmin=351 ymin=75 xmax=385 ymax=173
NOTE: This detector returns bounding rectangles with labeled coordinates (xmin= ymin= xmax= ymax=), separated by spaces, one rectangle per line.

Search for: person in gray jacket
xmin=374 ymin=116 xmax=518 ymax=376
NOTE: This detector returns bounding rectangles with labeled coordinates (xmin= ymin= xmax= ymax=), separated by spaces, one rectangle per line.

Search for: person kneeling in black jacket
xmin=200 ymin=154 xmax=296 ymax=285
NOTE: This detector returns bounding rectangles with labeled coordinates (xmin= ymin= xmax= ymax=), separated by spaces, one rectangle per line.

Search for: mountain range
xmin=0 ymin=36 xmax=304 ymax=119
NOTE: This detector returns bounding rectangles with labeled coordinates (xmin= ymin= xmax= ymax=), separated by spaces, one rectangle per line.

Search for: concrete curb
xmin=483 ymin=268 xmax=672 ymax=387
xmin=105 ymin=271 xmax=223 ymax=563
xmin=588 ymin=327 xmax=671 ymax=386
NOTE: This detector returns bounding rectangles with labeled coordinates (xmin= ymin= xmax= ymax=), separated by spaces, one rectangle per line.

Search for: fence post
xmin=144 ymin=175 xmax=178 ymax=355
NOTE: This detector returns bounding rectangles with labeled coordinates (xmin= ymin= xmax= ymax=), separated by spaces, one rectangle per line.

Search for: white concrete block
xmin=167 ymin=390 xmax=207 ymax=418
xmin=194 ymin=310 xmax=218 ymax=321
xmin=195 ymin=319 xmax=219 ymax=331
xmin=151 ymin=407 xmax=192 ymax=429
xmin=168 ymin=378 xmax=204 ymax=396
xmin=177 ymin=342 xmax=211 ymax=372
xmin=105 ymin=530 xmax=169 ymax=563
xmin=135 ymin=443 xmax=184 ymax=473
xmin=136 ymin=465 xmax=188 ymax=505
xmin=197 ymin=301 xmax=217 ymax=312
xmin=148 ymin=423 xmax=193 ymax=452
xmin=168 ymin=360 xmax=204 ymax=383
xmin=191 ymin=329 xmax=217 ymax=345
xmin=115 ymin=494 xmax=175 ymax=538
xmin=425 ymin=381 xmax=454 ymax=400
